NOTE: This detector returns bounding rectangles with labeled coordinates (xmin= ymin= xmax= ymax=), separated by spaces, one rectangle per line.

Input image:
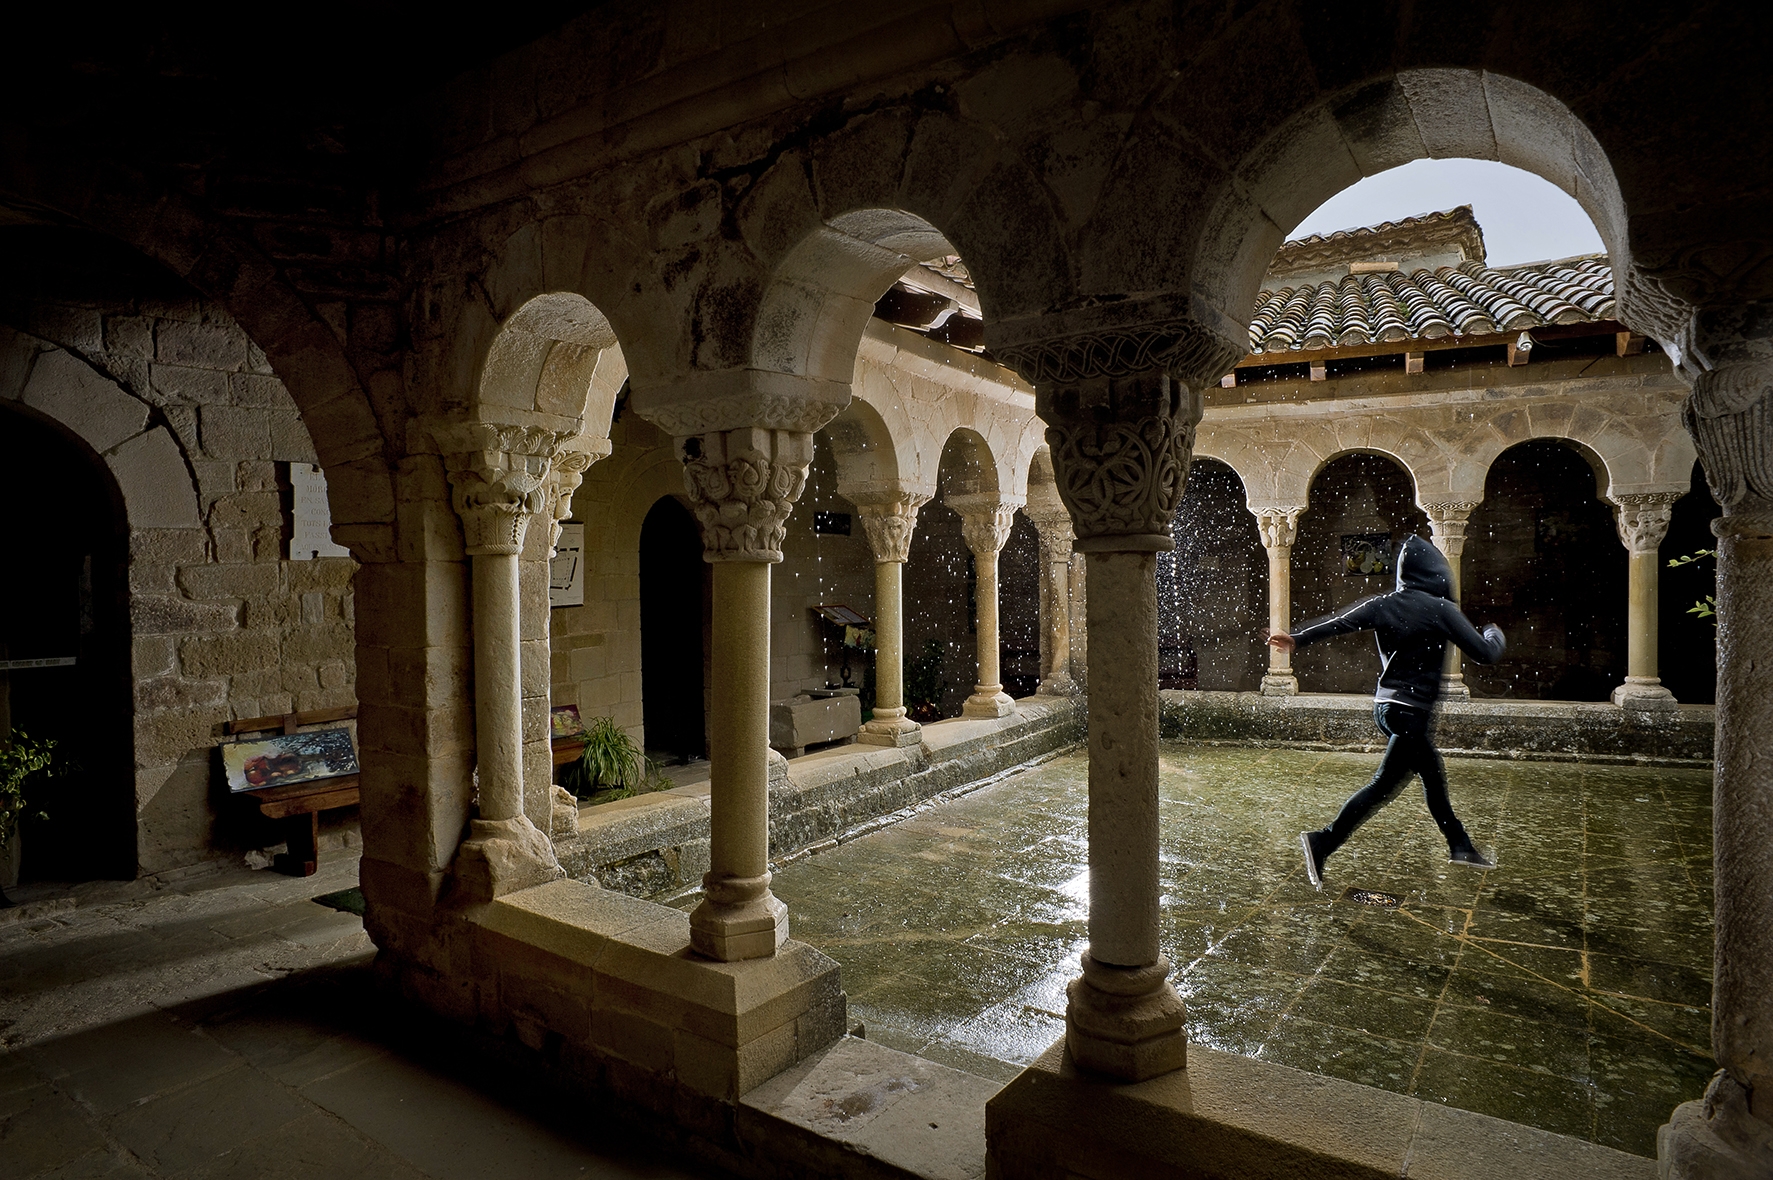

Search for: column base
xmin=1064 ymin=954 xmax=1186 ymax=1082
xmin=1439 ymin=674 xmax=1471 ymax=702
xmin=1259 ymin=673 xmax=1298 ymax=697
xmin=690 ymin=872 xmax=789 ymax=962
xmin=453 ymin=815 xmax=566 ymax=902
xmin=963 ymin=686 xmax=1015 ymax=718
xmin=857 ymin=707 xmax=923 ymax=748
xmin=1039 ymin=671 xmax=1081 ymax=697
xmin=1614 ymin=676 xmax=1679 ymax=711
xmin=1659 ymin=1070 xmax=1773 ymax=1179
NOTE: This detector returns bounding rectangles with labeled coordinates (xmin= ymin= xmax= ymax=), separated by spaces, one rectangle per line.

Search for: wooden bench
xmin=225 ymin=706 xmax=360 ymax=877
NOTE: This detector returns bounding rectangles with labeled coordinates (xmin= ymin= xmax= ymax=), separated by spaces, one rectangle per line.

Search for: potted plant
xmin=0 ymin=730 xmax=55 ymax=906
xmin=905 ymin=637 xmax=949 ymax=724
xmin=562 ymin=716 xmax=664 ymax=805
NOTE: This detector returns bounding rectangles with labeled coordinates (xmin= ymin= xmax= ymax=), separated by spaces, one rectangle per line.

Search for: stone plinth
xmin=987 ymin=1040 xmax=1655 ymax=1180
xmin=769 ymin=692 xmax=862 ymax=757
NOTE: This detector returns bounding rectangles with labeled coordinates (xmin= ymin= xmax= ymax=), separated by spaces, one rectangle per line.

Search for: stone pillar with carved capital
xmin=950 ymin=493 xmax=1020 ymax=719
xmin=543 ymin=440 xmax=610 ymax=555
xmin=1004 ymin=345 xmax=1224 ymax=1083
xmin=1658 ymin=343 xmax=1773 ymax=1180
xmin=1610 ymin=492 xmax=1682 ymax=711
xmin=677 ymin=426 xmax=811 ymax=961
xmin=1254 ymin=507 xmax=1305 ymax=696
xmin=853 ymin=491 xmax=930 ymax=747
xmin=1423 ymin=502 xmax=1478 ymax=702
xmin=441 ymin=423 xmax=571 ymax=901
xmin=1025 ymin=508 xmax=1081 ymax=696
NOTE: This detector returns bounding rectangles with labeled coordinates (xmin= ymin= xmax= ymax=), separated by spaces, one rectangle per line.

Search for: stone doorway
xmin=0 ymin=404 xmax=134 ymax=881
xmin=639 ymin=496 xmax=708 ymax=764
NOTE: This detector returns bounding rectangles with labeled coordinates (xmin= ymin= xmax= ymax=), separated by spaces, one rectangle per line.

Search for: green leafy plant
xmin=563 ymin=716 xmax=664 ymax=804
xmin=1668 ymin=548 xmax=1718 ymax=627
xmin=1 ymin=730 xmax=55 ymax=906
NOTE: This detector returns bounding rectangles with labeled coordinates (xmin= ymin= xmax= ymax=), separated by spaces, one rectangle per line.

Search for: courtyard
xmin=771 ymin=744 xmax=1715 ymax=1158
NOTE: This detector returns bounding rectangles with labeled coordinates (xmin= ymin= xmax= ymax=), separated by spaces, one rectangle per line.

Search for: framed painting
xmin=222 ymin=727 xmax=358 ymax=793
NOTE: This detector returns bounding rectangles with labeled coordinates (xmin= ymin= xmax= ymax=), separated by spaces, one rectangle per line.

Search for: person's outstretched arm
xmin=1280 ymin=596 xmax=1383 ymax=651
xmin=1442 ymin=604 xmax=1506 ymax=664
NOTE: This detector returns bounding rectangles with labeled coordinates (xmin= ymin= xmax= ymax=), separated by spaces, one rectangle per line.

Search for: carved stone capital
xmin=995 ymin=318 xmax=1244 ymax=389
xmin=438 ymin=423 xmax=573 ymax=556
xmin=545 ymin=441 xmax=611 ymax=554
xmin=949 ymin=493 xmax=1019 ymax=558
xmin=1254 ymin=506 xmax=1306 ymax=551
xmin=851 ymin=491 xmax=931 ymax=564
xmin=1686 ymin=353 xmax=1773 ymax=521
xmin=1422 ymin=501 xmax=1481 ymax=559
xmin=1036 ymin=371 xmax=1202 ymax=552
xmin=678 ymin=427 xmax=812 ymax=563
xmin=1024 ymin=508 xmax=1076 ymax=554
xmin=1610 ymin=492 xmax=1681 ymax=553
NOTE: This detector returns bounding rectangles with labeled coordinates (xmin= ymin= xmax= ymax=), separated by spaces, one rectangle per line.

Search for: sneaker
xmin=1299 ymin=831 xmax=1327 ymax=891
xmin=1449 ymin=846 xmax=1494 ymax=869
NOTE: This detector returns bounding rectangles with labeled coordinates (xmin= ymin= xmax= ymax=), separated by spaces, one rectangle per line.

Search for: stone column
xmin=1424 ymin=502 xmax=1478 ymax=702
xmin=678 ymin=426 xmax=812 ymax=961
xmin=1026 ymin=510 xmax=1081 ymax=695
xmin=441 ymin=423 xmax=569 ymax=900
xmin=950 ymin=494 xmax=1018 ymax=719
xmin=1254 ymin=507 xmax=1304 ymax=696
xmin=1610 ymin=493 xmax=1682 ymax=710
xmin=1659 ymin=344 xmax=1773 ymax=1178
xmin=1068 ymin=550 xmax=1088 ymax=692
xmin=854 ymin=492 xmax=929 ymax=748
xmin=1012 ymin=358 xmax=1214 ymax=1082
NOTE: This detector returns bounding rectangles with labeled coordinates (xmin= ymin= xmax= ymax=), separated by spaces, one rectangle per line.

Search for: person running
xmin=1266 ymin=533 xmax=1506 ymax=890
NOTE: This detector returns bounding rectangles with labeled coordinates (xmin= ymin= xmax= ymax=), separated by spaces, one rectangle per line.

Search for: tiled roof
xmin=1247 ymin=256 xmax=1615 ymax=354
xmin=1268 ymin=206 xmax=1486 ymax=279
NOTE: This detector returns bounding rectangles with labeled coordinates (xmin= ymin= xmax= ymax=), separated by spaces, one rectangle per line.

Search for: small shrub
xmin=562 ymin=717 xmax=666 ymax=804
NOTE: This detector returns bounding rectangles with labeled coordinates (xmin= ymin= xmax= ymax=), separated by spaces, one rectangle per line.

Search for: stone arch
xmin=1191 ymin=70 xmax=1637 ymax=337
xmin=476 ymin=292 xmax=628 ymax=440
xmin=937 ymin=426 xmax=1003 ymax=500
xmin=824 ymin=396 xmax=906 ymax=497
xmin=1455 ymin=405 xmax=1697 ymax=504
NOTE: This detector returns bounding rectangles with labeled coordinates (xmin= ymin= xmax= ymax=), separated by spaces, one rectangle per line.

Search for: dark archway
xmin=1161 ymin=459 xmax=1266 ymax=691
xmin=1659 ymin=460 xmax=1721 ymax=706
xmin=1293 ymin=454 xmax=1426 ymax=695
xmin=999 ymin=512 xmax=1041 ymax=699
xmin=1464 ymin=440 xmax=1626 ymax=701
xmin=0 ymin=404 xmax=134 ymax=881
xmin=638 ymin=497 xmax=708 ymax=764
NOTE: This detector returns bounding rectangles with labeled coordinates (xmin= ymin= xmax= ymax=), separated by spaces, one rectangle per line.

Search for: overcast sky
xmin=1286 ymin=158 xmax=1606 ymax=267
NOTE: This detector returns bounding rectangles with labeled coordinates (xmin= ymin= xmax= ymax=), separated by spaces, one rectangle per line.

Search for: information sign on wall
xmin=551 ymin=521 xmax=586 ymax=608
xmin=290 ymin=463 xmax=352 ymax=560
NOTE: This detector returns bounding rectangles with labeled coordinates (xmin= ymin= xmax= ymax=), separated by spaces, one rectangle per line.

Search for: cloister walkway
xmin=771 ymin=745 xmax=1715 ymax=1158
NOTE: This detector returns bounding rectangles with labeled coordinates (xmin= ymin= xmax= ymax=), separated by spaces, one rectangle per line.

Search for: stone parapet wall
xmin=557 ymin=696 xmax=1084 ymax=900
xmin=1160 ymin=691 xmax=1714 ymax=766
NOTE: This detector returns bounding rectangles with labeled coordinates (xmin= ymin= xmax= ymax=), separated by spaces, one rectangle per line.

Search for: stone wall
xmin=0 ymin=233 xmax=356 ymax=874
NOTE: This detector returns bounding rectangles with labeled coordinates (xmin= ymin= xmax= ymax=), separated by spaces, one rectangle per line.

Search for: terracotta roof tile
xmin=1248 ymin=256 xmax=1614 ymax=354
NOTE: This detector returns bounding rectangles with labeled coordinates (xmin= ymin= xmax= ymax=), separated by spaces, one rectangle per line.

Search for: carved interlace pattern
xmin=679 ymin=429 xmax=811 ymax=562
xmin=1254 ymin=507 xmax=1306 ymax=551
xmin=1422 ymin=502 xmax=1480 ymax=558
xmin=1047 ymin=413 xmax=1195 ymax=545
xmin=1686 ymin=357 xmax=1773 ymax=512
xmin=1612 ymin=493 xmax=1681 ymax=553
xmin=996 ymin=320 xmax=1244 ymax=387
xmin=854 ymin=493 xmax=930 ymax=563
xmin=439 ymin=423 xmax=572 ymax=556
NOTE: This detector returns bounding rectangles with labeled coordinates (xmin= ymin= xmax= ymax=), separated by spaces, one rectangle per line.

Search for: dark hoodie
xmin=1290 ymin=535 xmax=1506 ymax=710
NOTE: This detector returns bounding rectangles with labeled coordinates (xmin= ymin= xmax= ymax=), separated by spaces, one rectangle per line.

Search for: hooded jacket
xmin=1290 ymin=534 xmax=1506 ymax=710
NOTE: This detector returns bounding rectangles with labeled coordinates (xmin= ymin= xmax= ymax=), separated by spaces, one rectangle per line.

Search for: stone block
xmin=131 ymin=527 xmax=208 ymax=566
xmin=770 ymin=693 xmax=862 ymax=755
xmin=179 ymin=631 xmax=279 ymax=677
xmin=133 ymin=594 xmax=236 ymax=636
xmin=283 ymin=622 xmax=354 ymax=665
xmin=228 ymin=372 xmax=293 ymax=408
xmin=268 ymin=410 xmax=317 ymax=463
xmin=135 ymin=675 xmax=228 ymax=712
xmin=674 ymin=1019 xmax=797 ymax=1100
xmin=156 ymin=319 xmax=249 ymax=371
xmin=176 ymin=562 xmax=279 ymax=601
xmin=150 ymin=363 xmax=232 ymax=406
xmin=134 ymin=711 xmax=223 ymax=769
xmin=21 ymin=348 xmax=148 ymax=454
xmin=201 ymin=406 xmax=274 ymax=460
xmin=133 ymin=635 xmax=177 ymax=678
xmin=109 ymin=427 xmax=202 ymax=528
xmin=128 ymin=563 xmax=177 ymax=595
xmin=104 ymin=315 xmax=155 ymax=359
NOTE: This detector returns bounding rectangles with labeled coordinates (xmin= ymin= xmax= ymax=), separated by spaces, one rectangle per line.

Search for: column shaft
xmin=1085 ymin=552 xmax=1161 ymax=967
xmin=706 ymin=561 xmax=772 ymax=884
xmin=974 ymin=549 xmax=1001 ymax=696
xmin=1425 ymin=503 xmax=1476 ymax=702
xmin=1628 ymin=549 xmax=1660 ymax=681
xmin=1257 ymin=508 xmax=1302 ymax=696
xmin=854 ymin=493 xmax=925 ymax=747
xmin=874 ymin=560 xmax=904 ymax=717
xmin=472 ymin=551 xmax=524 ymax=821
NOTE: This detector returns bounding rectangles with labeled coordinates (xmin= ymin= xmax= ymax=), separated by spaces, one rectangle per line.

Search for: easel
xmin=225 ymin=705 xmax=359 ymax=877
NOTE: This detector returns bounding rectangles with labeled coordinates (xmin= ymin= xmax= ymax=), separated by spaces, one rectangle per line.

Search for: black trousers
xmin=1319 ymin=702 xmax=1473 ymax=856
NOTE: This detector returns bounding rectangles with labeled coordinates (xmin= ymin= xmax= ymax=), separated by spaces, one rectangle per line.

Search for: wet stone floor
xmin=771 ymin=744 xmax=1715 ymax=1158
